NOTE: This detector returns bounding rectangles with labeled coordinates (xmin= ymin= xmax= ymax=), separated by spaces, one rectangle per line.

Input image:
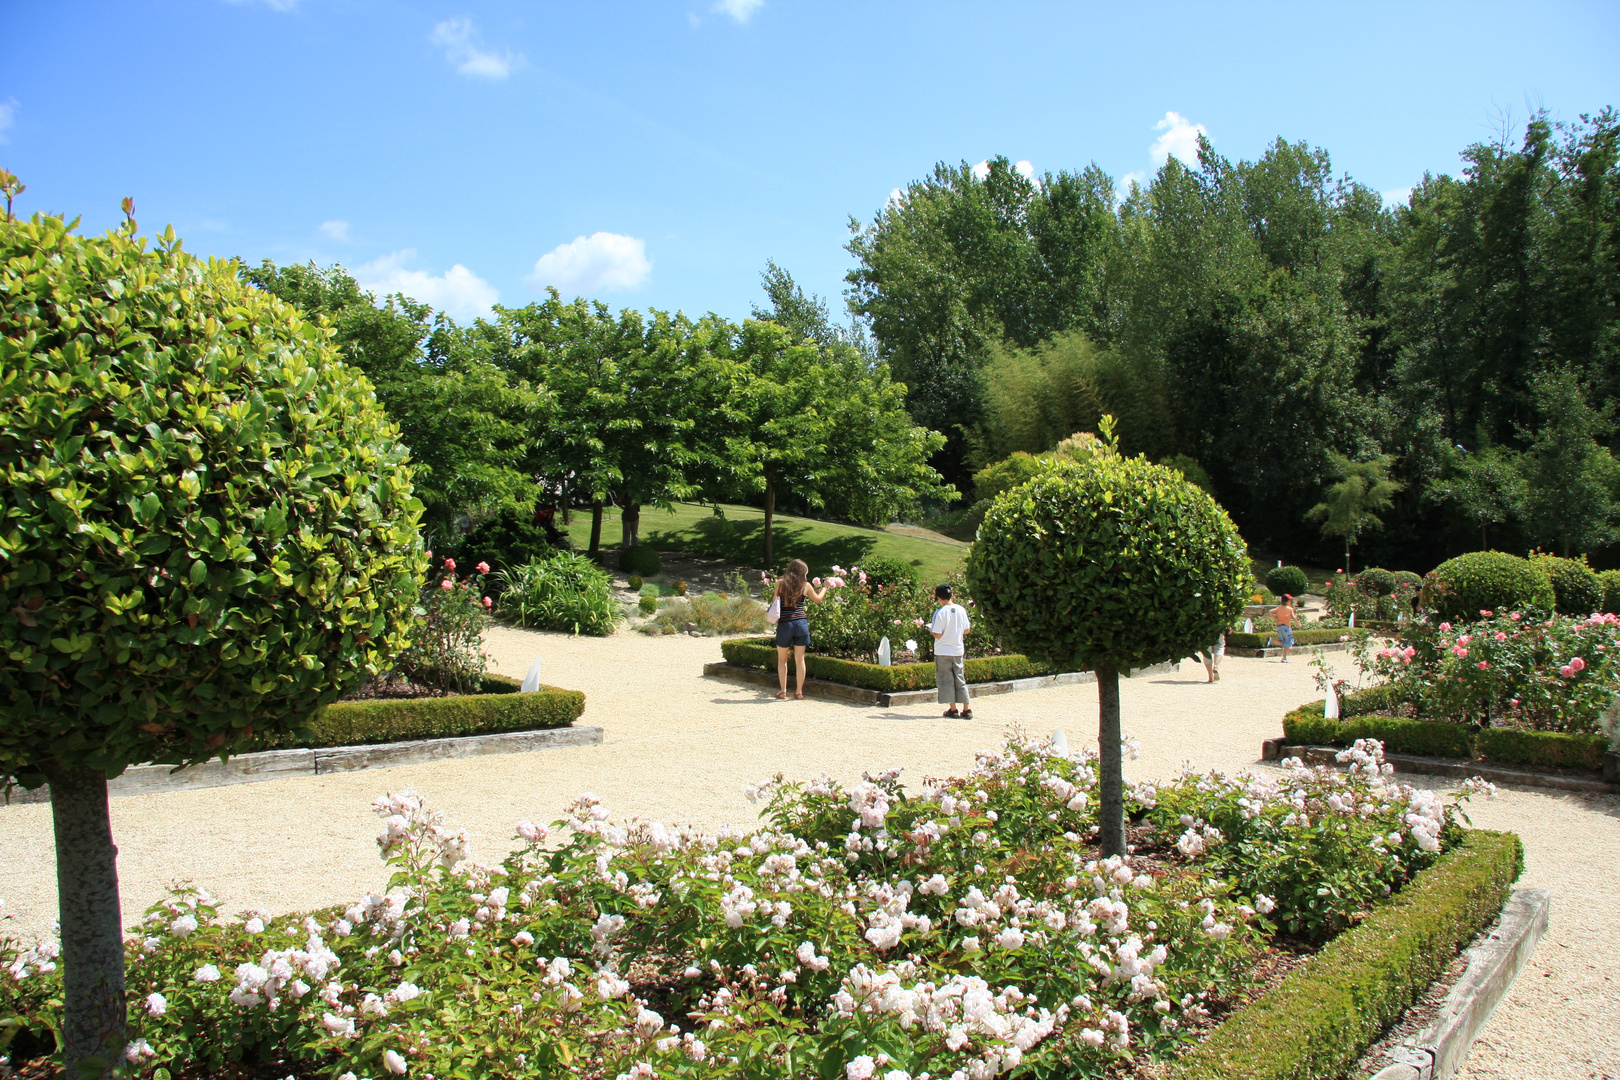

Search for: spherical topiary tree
xmin=966 ymin=433 xmax=1249 ymax=855
xmin=1530 ymin=553 xmax=1603 ymax=616
xmin=1598 ymin=569 xmax=1620 ymax=616
xmin=1354 ymin=567 xmax=1399 ymax=597
xmin=1 ymin=204 xmax=424 ymax=1072
xmin=1265 ymin=564 xmax=1309 ymax=598
xmin=1420 ymin=551 xmax=1554 ymax=623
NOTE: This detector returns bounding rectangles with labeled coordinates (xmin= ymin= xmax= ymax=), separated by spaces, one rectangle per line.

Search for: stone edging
xmin=702 ymin=660 xmax=1179 ymax=707
xmin=2 ymin=726 xmax=605 ymax=806
xmin=1370 ymin=888 xmax=1551 ymax=1080
xmin=1261 ymin=740 xmax=1620 ymax=796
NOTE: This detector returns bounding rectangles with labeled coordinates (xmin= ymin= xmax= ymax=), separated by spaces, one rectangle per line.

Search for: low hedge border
xmin=1172 ymin=830 xmax=1524 ymax=1080
xmin=1282 ymin=687 xmax=1608 ymax=771
xmin=1228 ymin=628 xmax=1365 ymax=649
xmin=249 ymin=675 xmax=587 ymax=751
xmin=719 ymin=637 xmax=1057 ymax=693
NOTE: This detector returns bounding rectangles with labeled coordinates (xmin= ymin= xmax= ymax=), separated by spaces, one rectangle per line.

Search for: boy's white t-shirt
xmin=930 ymin=602 xmax=971 ymax=657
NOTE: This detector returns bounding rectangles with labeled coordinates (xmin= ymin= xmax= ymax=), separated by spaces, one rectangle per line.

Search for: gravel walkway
xmin=1 ymin=627 xmax=1614 ymax=1077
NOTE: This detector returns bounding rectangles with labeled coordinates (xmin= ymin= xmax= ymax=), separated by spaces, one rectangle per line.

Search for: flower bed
xmin=246 ymin=675 xmax=587 ymax=751
xmin=720 ymin=636 xmax=1056 ymax=692
xmin=0 ymin=736 xmax=1501 ymax=1080
xmin=1227 ymin=627 xmax=1361 ymax=649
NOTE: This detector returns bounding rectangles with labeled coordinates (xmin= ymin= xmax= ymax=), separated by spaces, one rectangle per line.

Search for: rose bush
xmin=1 ymin=737 xmax=1489 ymax=1080
xmin=391 ymin=556 xmax=493 ymax=693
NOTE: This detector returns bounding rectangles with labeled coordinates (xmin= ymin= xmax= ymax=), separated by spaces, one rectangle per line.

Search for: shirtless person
xmin=1273 ymin=594 xmax=1296 ymax=663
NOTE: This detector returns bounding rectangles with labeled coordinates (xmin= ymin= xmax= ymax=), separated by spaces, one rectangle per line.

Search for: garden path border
xmin=1369 ymin=888 xmax=1551 ymax=1080
xmin=702 ymin=660 xmax=1179 ymax=706
xmin=1261 ymin=740 xmax=1620 ymax=796
xmin=2 ymin=726 xmax=605 ymax=806
xmin=1228 ymin=640 xmax=1353 ymax=658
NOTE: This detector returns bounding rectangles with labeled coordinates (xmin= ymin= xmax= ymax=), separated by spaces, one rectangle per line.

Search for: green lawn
xmin=564 ymin=501 xmax=967 ymax=582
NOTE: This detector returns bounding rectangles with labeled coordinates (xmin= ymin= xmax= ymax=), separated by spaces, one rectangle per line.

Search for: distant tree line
xmin=846 ymin=110 xmax=1620 ymax=568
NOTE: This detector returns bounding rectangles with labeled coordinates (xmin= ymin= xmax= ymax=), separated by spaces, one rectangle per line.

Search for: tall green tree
xmin=1305 ymin=454 xmax=1403 ymax=571
xmin=1424 ymin=440 xmax=1527 ymax=550
xmin=1518 ymin=367 xmax=1620 ymax=556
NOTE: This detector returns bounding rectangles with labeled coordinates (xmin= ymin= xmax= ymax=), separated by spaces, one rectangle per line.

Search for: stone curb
xmin=1261 ymin=741 xmax=1620 ymax=796
xmin=1370 ymin=888 xmax=1551 ymax=1080
xmin=702 ymin=661 xmax=1179 ymax=707
xmin=2 ymin=726 xmax=605 ymax=806
xmin=1229 ymin=641 xmax=1353 ymax=658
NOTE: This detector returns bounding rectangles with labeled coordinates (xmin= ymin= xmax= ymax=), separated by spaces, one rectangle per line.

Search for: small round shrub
xmin=1420 ymin=551 xmax=1555 ymax=623
xmin=1531 ymin=554 xmax=1602 ymax=615
xmin=675 ymin=580 xmax=689 ymax=596
xmin=627 ymin=575 xmax=644 ymax=591
xmin=638 ymin=595 xmax=657 ymax=616
xmin=1355 ymin=567 xmax=1398 ymax=596
xmin=1265 ymin=564 xmax=1309 ymax=598
xmin=1392 ymin=570 xmax=1423 ymax=590
xmin=619 ymin=544 xmax=662 ymax=577
xmin=1599 ymin=569 xmax=1620 ymax=615
xmin=859 ymin=555 xmax=920 ymax=591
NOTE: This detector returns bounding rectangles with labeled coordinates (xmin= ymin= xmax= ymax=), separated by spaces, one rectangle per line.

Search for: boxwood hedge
xmin=719 ymin=637 xmax=1057 ymax=692
xmin=1420 ymin=551 xmax=1555 ymax=623
xmin=1227 ymin=627 xmax=1360 ymax=649
xmin=248 ymin=675 xmax=586 ymax=750
xmin=1171 ymin=830 xmax=1523 ymax=1080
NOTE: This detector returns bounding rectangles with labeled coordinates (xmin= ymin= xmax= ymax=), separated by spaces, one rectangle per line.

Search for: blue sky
xmin=3 ymin=1 xmax=1617 ymax=324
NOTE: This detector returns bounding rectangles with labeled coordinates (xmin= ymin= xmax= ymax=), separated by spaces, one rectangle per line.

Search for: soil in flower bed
xmin=337 ymin=676 xmax=463 ymax=701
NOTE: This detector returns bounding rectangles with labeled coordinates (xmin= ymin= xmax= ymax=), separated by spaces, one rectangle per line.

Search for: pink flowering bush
xmin=393 ymin=557 xmax=492 ymax=693
xmin=0 ymin=738 xmax=1491 ymax=1079
xmin=1372 ymin=612 xmax=1620 ymax=732
xmin=801 ymin=566 xmax=1000 ymax=663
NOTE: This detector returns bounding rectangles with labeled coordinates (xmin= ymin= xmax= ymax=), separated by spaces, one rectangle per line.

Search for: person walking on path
xmin=1272 ymin=594 xmax=1296 ymax=663
xmin=1197 ymin=631 xmax=1225 ymax=682
xmin=773 ymin=559 xmax=826 ymax=700
xmin=930 ymin=584 xmax=973 ymax=718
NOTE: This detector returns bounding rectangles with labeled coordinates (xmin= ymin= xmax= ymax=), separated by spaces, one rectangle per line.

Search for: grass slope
xmin=565 ymin=502 xmax=967 ymax=582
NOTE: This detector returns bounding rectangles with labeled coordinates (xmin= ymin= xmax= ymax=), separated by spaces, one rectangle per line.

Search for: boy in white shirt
xmin=930 ymin=584 xmax=973 ymax=718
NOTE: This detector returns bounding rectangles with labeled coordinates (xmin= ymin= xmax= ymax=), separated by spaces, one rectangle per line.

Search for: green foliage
xmin=966 ymin=449 xmax=1250 ymax=671
xmin=972 ymin=451 xmax=1044 ymax=503
xmin=617 ymin=543 xmax=663 ymax=577
xmin=1305 ymin=453 xmax=1402 ymax=568
xmin=856 ymin=554 xmax=921 ymax=591
xmin=1282 ymin=710 xmax=1475 ymax=759
xmin=1170 ymin=832 xmax=1523 ymax=1080
xmin=1519 ymin=367 xmax=1620 ymax=556
xmin=627 ymin=575 xmax=644 ymax=591
xmin=1424 ymin=442 xmax=1527 ymax=550
xmin=393 ymin=560 xmax=491 ymax=693
xmin=1420 ymin=551 xmax=1555 ymax=623
xmin=1530 ymin=553 xmax=1603 ymax=615
xmin=444 ymin=509 xmax=558 ymax=584
xmin=1264 ymin=565 xmax=1309 ymax=597
xmin=637 ymin=595 xmax=657 ymax=616
xmin=496 ymin=552 xmax=621 ymax=636
xmin=1392 ymin=570 xmax=1423 ymax=590
xmin=1474 ymin=727 xmax=1607 ymax=771
xmin=1356 ymin=567 xmax=1399 ymax=596
xmin=249 ymin=679 xmax=585 ymax=750
xmin=1600 ymin=569 xmax=1620 ymax=614
xmin=1226 ymin=628 xmax=1359 ymax=649
xmin=0 ymin=213 xmax=424 ymax=781
xmin=721 ymin=637 xmax=1054 ymax=692
xmin=647 ymin=593 xmax=766 ymax=637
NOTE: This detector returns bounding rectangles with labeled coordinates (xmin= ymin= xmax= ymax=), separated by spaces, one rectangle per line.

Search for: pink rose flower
xmin=440 ymin=579 xmax=453 ymax=591
xmin=1477 ymin=661 xmax=1488 ymax=669
xmin=483 ymin=596 xmax=493 ymax=608
xmin=1571 ymin=656 xmax=1586 ymax=672
xmin=476 ymin=561 xmax=491 ymax=574
xmin=1439 ymin=622 xmax=1452 ymax=632
xmin=445 ymin=558 xmax=456 ymax=570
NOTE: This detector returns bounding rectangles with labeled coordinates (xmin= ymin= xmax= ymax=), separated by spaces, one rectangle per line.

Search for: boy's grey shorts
xmin=935 ymin=654 xmax=970 ymax=704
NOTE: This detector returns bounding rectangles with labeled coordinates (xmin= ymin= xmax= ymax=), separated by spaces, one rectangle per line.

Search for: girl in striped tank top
xmin=774 ymin=558 xmax=827 ymax=699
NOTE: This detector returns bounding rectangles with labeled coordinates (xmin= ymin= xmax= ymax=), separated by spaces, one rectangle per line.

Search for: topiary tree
xmin=1265 ymin=564 xmax=1309 ymax=598
xmin=1419 ymin=551 xmax=1555 ymax=623
xmin=1599 ymin=569 xmax=1620 ymax=616
xmin=966 ymin=424 xmax=1249 ymax=855
xmin=1354 ymin=567 xmax=1399 ymax=597
xmin=1 ymin=202 xmax=423 ymax=1074
xmin=1530 ymin=553 xmax=1603 ymax=615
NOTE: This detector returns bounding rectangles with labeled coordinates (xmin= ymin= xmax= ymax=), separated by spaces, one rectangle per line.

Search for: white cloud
xmin=357 ymin=249 xmax=499 ymax=322
xmin=319 ymin=219 xmax=350 ymax=241
xmin=526 ymin=232 xmax=651 ymax=295
xmin=0 ymin=99 xmax=17 ymax=143
xmin=431 ymin=17 xmax=518 ymax=80
xmin=887 ymin=187 xmax=906 ymax=207
xmin=1382 ymin=187 xmax=1413 ymax=209
xmin=712 ymin=0 xmax=763 ymax=22
xmin=1119 ymin=170 xmax=1146 ymax=194
xmin=1014 ymin=159 xmax=1034 ymax=179
xmin=1150 ymin=110 xmax=1208 ymax=168
xmin=971 ymin=160 xmax=990 ymax=180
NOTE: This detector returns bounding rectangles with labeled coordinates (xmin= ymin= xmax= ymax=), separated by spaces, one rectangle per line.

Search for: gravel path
xmin=1 ymin=627 xmax=1614 ymax=1077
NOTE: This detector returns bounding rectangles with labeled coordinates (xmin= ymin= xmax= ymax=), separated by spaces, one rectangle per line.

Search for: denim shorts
xmin=775 ymin=617 xmax=810 ymax=648
xmin=1277 ymin=624 xmax=1294 ymax=647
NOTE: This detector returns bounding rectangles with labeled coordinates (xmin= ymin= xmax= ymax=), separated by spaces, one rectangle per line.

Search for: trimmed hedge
xmin=1227 ymin=627 xmax=1361 ymax=649
xmin=249 ymin=675 xmax=586 ymax=751
xmin=1265 ymin=565 xmax=1309 ymax=597
xmin=719 ymin=637 xmax=1057 ymax=692
xmin=1283 ymin=686 xmax=1609 ymax=771
xmin=1171 ymin=830 xmax=1523 ymax=1080
xmin=1421 ymin=550 xmax=1554 ymax=623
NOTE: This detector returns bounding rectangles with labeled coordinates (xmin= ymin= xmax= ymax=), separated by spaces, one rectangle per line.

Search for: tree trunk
xmin=1095 ymin=663 xmax=1126 ymax=857
xmin=1345 ymin=540 xmax=1352 ymax=575
xmin=621 ymin=503 xmax=641 ymax=549
xmin=588 ymin=501 xmax=603 ymax=555
xmin=763 ymin=482 xmax=776 ymax=569
xmin=43 ymin=761 xmax=126 ymax=1077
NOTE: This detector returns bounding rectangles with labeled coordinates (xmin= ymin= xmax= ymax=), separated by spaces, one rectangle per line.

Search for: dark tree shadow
xmin=642 ymin=516 xmax=880 ymax=572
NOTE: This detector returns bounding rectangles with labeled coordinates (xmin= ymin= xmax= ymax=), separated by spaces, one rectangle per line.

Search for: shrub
xmin=652 ymin=593 xmax=767 ymax=637
xmin=1531 ymin=553 xmax=1603 ymax=615
xmin=721 ymin=637 xmax=1055 ymax=691
xmin=1420 ymin=550 xmax=1555 ymax=623
xmin=1392 ymin=570 xmax=1423 ymax=590
xmin=971 ymin=450 xmax=1044 ymax=502
xmin=619 ymin=544 xmax=662 ymax=577
xmin=1599 ymin=569 xmax=1620 ymax=615
xmin=1355 ymin=567 xmax=1399 ymax=596
xmin=393 ymin=558 xmax=492 ymax=692
xmin=674 ymin=579 xmax=688 ymax=596
xmin=1265 ymin=565 xmax=1309 ymax=597
xmin=497 ymin=552 xmax=622 ymax=636
xmin=1283 ymin=710 xmax=1475 ymax=758
xmin=858 ymin=554 xmax=920 ymax=591
xmin=1171 ymin=831 xmax=1523 ymax=1080
xmin=967 ymin=426 xmax=1249 ymax=853
xmin=638 ymin=595 xmax=657 ymax=616
xmin=1474 ymin=726 xmax=1607 ymax=771
xmin=0 ymin=203 xmax=423 ymax=1070
xmin=627 ymin=574 xmax=644 ymax=591
xmin=445 ymin=508 xmax=557 ymax=586
xmin=249 ymin=679 xmax=585 ymax=749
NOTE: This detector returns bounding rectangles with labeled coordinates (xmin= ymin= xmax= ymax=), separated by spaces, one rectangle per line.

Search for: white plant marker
xmin=1325 ymin=680 xmax=1340 ymax=719
xmin=1348 ymin=610 xmax=1356 ymax=629
xmin=1243 ymin=618 xmax=1254 ymax=635
xmin=521 ymin=654 xmax=542 ymax=693
xmin=1051 ymin=728 xmax=1069 ymax=758
xmin=877 ymin=637 xmax=892 ymax=667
